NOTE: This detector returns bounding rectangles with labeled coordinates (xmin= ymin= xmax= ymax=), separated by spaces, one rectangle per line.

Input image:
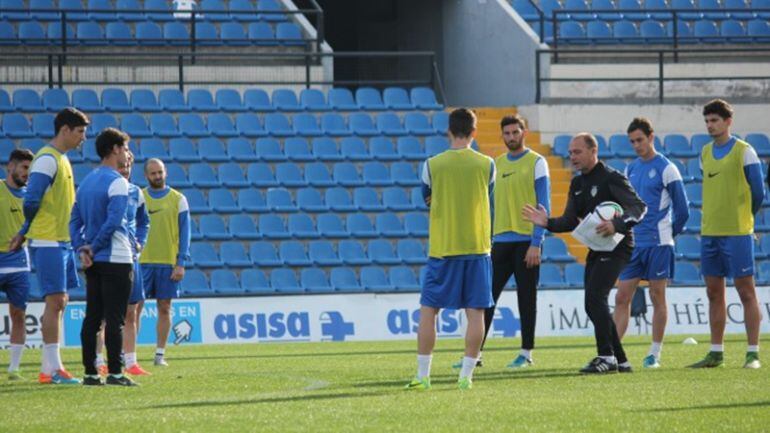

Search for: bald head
xmin=144 ymin=158 xmax=167 ymax=190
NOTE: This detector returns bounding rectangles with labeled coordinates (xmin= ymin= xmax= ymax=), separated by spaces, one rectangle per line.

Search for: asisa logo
xmin=214 ymin=311 xmax=311 ymax=342
xmin=386 ymin=309 xmax=465 ymax=337
xmin=319 ymin=311 xmax=355 ymax=341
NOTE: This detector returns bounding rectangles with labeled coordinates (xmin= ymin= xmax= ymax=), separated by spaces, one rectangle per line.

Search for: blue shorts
xmin=128 ymin=261 xmax=145 ymax=304
xmin=619 ymin=245 xmax=675 ymax=281
xmin=420 ymin=256 xmax=493 ymax=309
xmin=143 ymin=265 xmax=180 ymax=300
xmin=701 ymin=235 xmax=754 ymax=278
xmin=30 ymin=246 xmax=80 ymax=297
xmin=0 ymin=271 xmax=30 ymax=309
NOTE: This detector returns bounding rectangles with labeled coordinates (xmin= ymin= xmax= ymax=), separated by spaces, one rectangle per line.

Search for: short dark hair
xmin=8 ymin=148 xmax=34 ymax=164
xmin=500 ymin=114 xmax=527 ymax=131
xmin=574 ymin=132 xmax=598 ymax=149
xmin=448 ymin=108 xmax=477 ymax=139
xmin=703 ymin=99 xmax=734 ymax=120
xmin=627 ymin=117 xmax=654 ymax=136
xmin=54 ymin=107 xmax=89 ymax=135
xmin=95 ymin=127 xmax=129 ymax=160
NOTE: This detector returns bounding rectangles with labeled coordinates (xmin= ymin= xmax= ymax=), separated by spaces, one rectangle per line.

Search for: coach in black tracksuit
xmin=524 ymin=133 xmax=647 ymax=374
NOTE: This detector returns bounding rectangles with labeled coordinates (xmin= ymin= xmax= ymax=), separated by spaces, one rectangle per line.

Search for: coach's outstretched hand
xmin=522 ymin=204 xmax=548 ymax=228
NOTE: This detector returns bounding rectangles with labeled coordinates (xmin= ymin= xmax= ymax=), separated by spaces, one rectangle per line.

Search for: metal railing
xmin=535 ymin=47 xmax=770 ymax=103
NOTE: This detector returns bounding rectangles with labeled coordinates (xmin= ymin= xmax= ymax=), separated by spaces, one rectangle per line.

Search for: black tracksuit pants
xmin=584 ymin=250 xmax=628 ymax=363
xmin=81 ymin=262 xmax=133 ymax=376
xmin=482 ymin=242 xmax=539 ymax=351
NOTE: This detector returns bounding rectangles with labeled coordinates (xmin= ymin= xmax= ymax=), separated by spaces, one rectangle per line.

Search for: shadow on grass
xmin=353 ymin=368 xmax=583 ymax=388
xmin=645 ymin=401 xmax=770 ymax=412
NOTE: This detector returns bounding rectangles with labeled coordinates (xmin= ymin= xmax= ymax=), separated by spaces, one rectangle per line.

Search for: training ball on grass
xmin=595 ymin=201 xmax=623 ymax=221
xmin=682 ymin=337 xmax=698 ymax=345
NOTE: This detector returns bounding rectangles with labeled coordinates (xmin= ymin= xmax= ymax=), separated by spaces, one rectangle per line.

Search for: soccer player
xmin=613 ymin=118 xmax=689 ymax=369
xmin=70 ymin=127 xmax=137 ymax=386
xmin=1 ymin=149 xmax=34 ymax=380
xmin=482 ymin=114 xmax=550 ymax=368
xmin=405 ymin=108 xmax=495 ymax=390
xmin=524 ymin=133 xmax=647 ymax=374
xmin=140 ymin=158 xmax=190 ymax=367
xmin=9 ymin=108 xmax=89 ymax=385
xmin=690 ymin=99 xmax=764 ymax=369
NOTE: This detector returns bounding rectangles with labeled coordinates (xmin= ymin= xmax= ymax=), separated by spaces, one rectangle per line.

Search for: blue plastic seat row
xmin=556 ymin=18 xmax=770 ymax=43
xmin=514 ymin=0 xmax=770 ymax=21
xmin=180 ymin=186 xmax=428 ymax=214
xmin=119 ymin=161 xmax=422 ymax=189
xmin=181 ymin=265 xmax=423 ymax=295
xmin=188 ymin=212 xmax=426 ymax=240
xmin=0 ymin=19 xmax=305 ymax=46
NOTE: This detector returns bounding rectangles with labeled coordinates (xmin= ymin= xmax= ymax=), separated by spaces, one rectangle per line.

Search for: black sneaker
xmin=82 ymin=375 xmax=104 ymax=386
xmin=618 ymin=364 xmax=633 ymax=373
xmin=579 ymin=357 xmax=618 ymax=374
xmin=106 ymin=375 xmax=138 ymax=387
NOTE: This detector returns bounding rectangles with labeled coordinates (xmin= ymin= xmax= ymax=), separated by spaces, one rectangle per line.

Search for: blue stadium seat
xmin=308 ymin=240 xmax=342 ymax=266
xmin=618 ymin=0 xmax=650 ymax=20
xmin=250 ymin=241 xmax=281 ymax=266
xmin=88 ymin=0 xmax=117 ymax=21
xmin=257 ymin=0 xmax=286 ymax=21
xmin=190 ymin=242 xmax=223 ymax=267
xmin=206 ymin=113 xmax=238 ymax=138
xmin=699 ymin=0 xmax=728 ymax=20
xmin=228 ymin=214 xmax=259 ymax=239
xmin=592 ymin=0 xmax=622 ymax=20
xmin=330 ymin=267 xmax=362 ymax=292
xmin=670 ymin=158 xmax=692 ymax=182
xmin=694 ymin=19 xmax=721 ymax=41
xmin=211 ymin=270 xmax=243 ymax=295
xmin=215 ymin=89 xmax=245 ymax=112
xmin=606 ymin=159 xmax=626 ymax=172
xmin=390 ymin=266 xmax=419 ymax=291
xmin=116 ymin=0 xmax=143 ymax=21
xmin=303 ymin=162 xmax=334 ymax=187
xmin=724 ymin=0 xmax=753 ymax=19
xmin=195 ymin=137 xmax=226 ymax=162
xmin=675 ymin=235 xmax=701 ymax=260
xmin=300 ymin=88 xmax=330 ymax=111
xmin=410 ymin=87 xmax=442 ymax=110
xmin=432 ymin=112 xmax=448 ymax=134
xmin=404 ymin=212 xmax=428 ymax=236
xmin=288 ymin=213 xmax=319 ymax=238
xmin=370 ymin=136 xmax=399 ymax=161
xmin=19 ymin=21 xmax=47 ymax=46
xmin=201 ymin=0 xmax=229 ymax=22
xmin=311 ymin=137 xmax=343 ymax=161
xmin=746 ymin=133 xmax=770 ymax=157
xmin=178 ymin=114 xmax=209 ymax=137
xmin=383 ymin=87 xmax=414 ymax=110
xmin=272 ymin=89 xmax=300 ymax=111
xmin=29 ymin=0 xmax=58 ymax=21
xmin=325 ymin=187 xmax=356 ymax=212
xmin=169 ymin=137 xmax=202 ymax=162
xmin=543 ymin=237 xmax=575 ymax=262
xmin=241 ymin=269 xmax=271 ymax=293
xmin=685 ymin=183 xmax=702 ymax=206
xmin=271 ymin=269 xmax=303 ymax=293
xmin=149 ymin=113 xmax=180 ymax=138
xmin=403 ymin=113 xmax=433 ymax=136
xmin=181 ymin=269 xmax=210 ymax=295
xmin=565 ymin=263 xmax=584 ymax=287
xmin=20 ymin=138 xmax=45 ymax=154
xmin=756 ymin=261 xmax=770 ymax=285
xmin=397 ymin=239 xmax=427 ymax=264
xmin=276 ymin=22 xmax=303 ymax=45
xmin=376 ymin=113 xmax=407 ymax=136
xmin=248 ymin=162 xmax=278 ymax=186
xmin=200 ymin=214 xmax=230 ymax=240
xmin=0 ymin=90 xmax=11 ymax=112
xmin=349 ymin=113 xmax=379 ymax=136
xmin=355 ymin=87 xmax=386 ymax=110
xmin=60 ymin=0 xmax=88 ymax=21
xmin=242 ymin=89 xmax=272 ymax=112
xmin=163 ymin=21 xmax=189 ymax=45
xmin=608 ymin=134 xmax=634 ymax=157
xmin=101 ymin=88 xmax=130 ymax=112
xmin=382 ymin=187 xmax=413 ymax=211
xmin=328 ymin=88 xmax=357 ymax=111
xmin=266 ymin=187 xmax=298 ymax=212
xmin=376 ymin=212 xmax=407 ymax=237
xmin=140 ymin=138 xmax=170 ymax=161
xmin=229 ymin=0 xmax=258 ymax=21
xmin=0 ymin=139 xmax=15 ymax=163
xmin=2 ymin=113 xmax=34 ymax=138
xmin=690 ymin=133 xmax=711 ymax=153
xmin=189 ymin=162 xmax=218 ymax=187
xmin=188 ymin=89 xmax=217 ymax=112
xmin=540 ymin=264 xmax=565 ymax=288
xmin=209 ymin=188 xmax=239 ymax=213
xmin=13 ymin=89 xmax=43 ymax=112
xmin=238 ymin=188 xmax=268 ymax=212
xmin=183 ymin=188 xmax=209 ymax=213
xmin=233 ymin=113 xmax=265 ymax=138
xmin=347 ymin=213 xmax=377 ymax=238
xmin=333 ymin=162 xmax=364 ymax=186
xmin=130 ymin=89 xmax=161 ymax=112
xmin=391 ymin=162 xmax=420 ymax=186
xmin=0 ymin=0 xmax=26 ymax=20
xmin=275 ymin=162 xmax=306 ymax=187
xmin=353 ymin=187 xmax=385 ymax=211
xmin=73 ymin=164 xmax=91 ymax=186
xmin=190 ymin=218 xmax=202 ymax=240
xmin=42 ymin=88 xmax=70 ymax=112
xmin=158 ymin=89 xmax=189 ymax=111
xmin=397 ymin=136 xmax=425 ymax=160
xmin=280 ymin=240 xmax=312 ymax=266
xmin=686 ymin=158 xmax=702 ymax=182
xmin=246 ymin=21 xmax=277 ymax=45
xmin=612 ymin=20 xmax=640 ymax=42
xmin=747 ymin=19 xmax=770 ymax=41
xmin=558 ymin=21 xmax=586 ymax=43
xmin=193 ymin=21 xmax=220 ymax=46
xmin=77 ymin=20 xmax=107 ymax=45
xmin=283 ymin=137 xmax=312 ymax=161
xmin=667 ymin=20 xmax=694 ymax=43
xmin=264 ymin=113 xmax=293 ymax=137
xmin=317 ymin=213 xmax=348 ymax=238
xmin=340 ymin=137 xmax=370 ymax=161
xmin=367 ymin=239 xmax=400 ymax=265
xmin=320 ymin=113 xmax=351 ymax=136
xmin=586 ymin=20 xmax=612 ymax=43
xmin=671 ymin=0 xmax=702 ymax=20
xmin=302 ymin=268 xmax=333 ymax=293
xmin=296 ymin=187 xmax=327 ymax=212
xmin=664 ymin=134 xmax=697 ymax=157
xmin=640 ymin=19 xmax=666 ymax=42
xmin=684 ymin=208 xmax=701 ymax=233
xmin=144 ymin=0 xmax=172 ymax=21
xmin=361 ymin=266 xmax=393 ymax=292
xmin=673 ymin=262 xmax=702 ymax=285
xmin=362 ymin=161 xmax=392 ymax=186
xmin=425 ymin=136 xmax=449 ymax=156
xmin=227 ymin=138 xmax=257 ymax=161
xmin=32 ymin=113 xmax=54 ymax=138
xmin=0 ymin=20 xmax=17 ymax=46
xmin=293 ymin=113 xmax=323 ymax=137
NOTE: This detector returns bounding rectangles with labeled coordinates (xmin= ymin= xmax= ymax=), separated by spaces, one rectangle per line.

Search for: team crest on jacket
xmin=649 ymin=169 xmax=657 ymax=178
xmin=590 ymin=185 xmax=597 ymax=197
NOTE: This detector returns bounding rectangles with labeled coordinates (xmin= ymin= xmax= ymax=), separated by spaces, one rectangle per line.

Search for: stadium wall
xmin=5 ymin=288 xmax=769 ymax=348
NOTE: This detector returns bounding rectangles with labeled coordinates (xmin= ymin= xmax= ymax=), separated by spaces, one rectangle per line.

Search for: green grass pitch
xmin=1 ymin=335 xmax=768 ymax=432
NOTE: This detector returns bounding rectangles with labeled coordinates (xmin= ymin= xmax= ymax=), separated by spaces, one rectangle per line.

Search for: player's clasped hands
xmin=78 ymin=245 xmax=94 ymax=269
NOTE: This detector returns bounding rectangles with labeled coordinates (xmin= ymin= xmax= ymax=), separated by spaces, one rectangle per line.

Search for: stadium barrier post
xmin=658 ymin=51 xmax=664 ymax=103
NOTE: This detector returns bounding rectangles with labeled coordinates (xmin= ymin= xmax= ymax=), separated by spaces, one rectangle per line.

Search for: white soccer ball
xmin=594 ymin=201 xmax=623 ymax=221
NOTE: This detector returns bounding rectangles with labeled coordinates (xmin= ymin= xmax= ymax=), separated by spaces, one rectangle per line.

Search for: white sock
xmin=459 ymin=356 xmax=477 ymax=380
xmin=9 ymin=344 xmax=23 ymax=371
xmin=599 ymin=355 xmax=617 ymax=364
xmin=520 ymin=349 xmax=532 ymax=360
xmin=95 ymin=353 xmax=105 ymax=367
xmin=416 ymin=354 xmax=432 ymax=380
xmin=618 ymin=361 xmax=631 ymax=368
xmin=747 ymin=345 xmax=759 ymax=353
xmin=43 ymin=343 xmax=62 ymax=375
xmin=125 ymin=352 xmax=137 ymax=367
xmin=710 ymin=344 xmax=724 ymax=353
xmin=155 ymin=347 xmax=165 ymax=358
xmin=648 ymin=341 xmax=662 ymax=359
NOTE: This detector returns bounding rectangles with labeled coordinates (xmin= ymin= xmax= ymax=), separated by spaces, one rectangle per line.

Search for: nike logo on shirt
xmin=575 ymin=190 xmax=582 ymax=195
xmin=741 ymin=267 xmax=752 ymax=273
xmin=148 ymin=209 xmax=162 ymax=215
xmin=502 ymin=172 xmax=516 ymax=178
xmin=707 ymin=172 xmax=720 ymax=178
xmin=656 ymin=270 xmax=666 ymax=276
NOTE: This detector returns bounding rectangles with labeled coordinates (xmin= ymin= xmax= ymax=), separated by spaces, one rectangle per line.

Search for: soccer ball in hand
xmin=594 ymin=201 xmax=623 ymax=221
